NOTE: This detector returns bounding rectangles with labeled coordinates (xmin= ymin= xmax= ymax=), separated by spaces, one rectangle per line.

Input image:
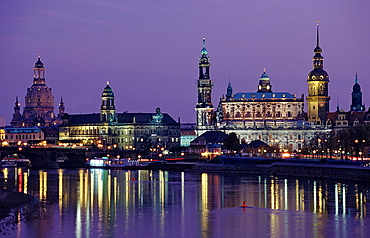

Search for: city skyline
xmin=1 ymin=0 xmax=370 ymax=123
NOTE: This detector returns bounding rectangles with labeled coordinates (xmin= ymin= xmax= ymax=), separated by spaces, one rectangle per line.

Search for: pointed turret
xmin=13 ymin=97 xmax=21 ymax=119
xmin=199 ymin=37 xmax=210 ymax=79
xmin=350 ymin=73 xmax=364 ymax=112
xmin=59 ymin=97 xmax=65 ymax=118
xmin=226 ymin=82 xmax=233 ymax=99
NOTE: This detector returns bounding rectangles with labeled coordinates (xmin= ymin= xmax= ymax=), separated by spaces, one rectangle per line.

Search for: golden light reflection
xmin=17 ymin=168 xmax=22 ymax=192
xmin=23 ymin=171 xmax=28 ymax=194
xmin=39 ymin=171 xmax=47 ymax=200
xmin=270 ymin=179 xmax=276 ymax=209
xmin=313 ymin=181 xmax=317 ymax=213
xmin=58 ymin=169 xmax=63 ymax=217
xmin=318 ymin=185 xmax=324 ymax=214
xmin=200 ymin=173 xmax=209 ymax=238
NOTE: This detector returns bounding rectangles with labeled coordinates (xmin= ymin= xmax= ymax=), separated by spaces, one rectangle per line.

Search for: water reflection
xmin=0 ymin=168 xmax=370 ymax=237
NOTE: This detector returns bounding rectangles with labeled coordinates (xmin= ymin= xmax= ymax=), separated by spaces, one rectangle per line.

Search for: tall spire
xmin=199 ymin=37 xmax=210 ymax=79
xmin=316 ymin=20 xmax=320 ymax=48
xmin=306 ymin=21 xmax=330 ymax=124
xmin=313 ymin=20 xmax=323 ymax=69
xmin=351 ymin=72 xmax=364 ymax=111
xmin=226 ymin=81 xmax=233 ymax=99
xmin=59 ymin=97 xmax=65 ymax=118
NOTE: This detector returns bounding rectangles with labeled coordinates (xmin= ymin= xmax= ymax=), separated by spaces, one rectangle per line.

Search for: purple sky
xmin=1 ymin=0 xmax=370 ymax=124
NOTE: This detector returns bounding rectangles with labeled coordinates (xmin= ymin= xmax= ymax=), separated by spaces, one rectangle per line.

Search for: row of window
xmin=68 ymin=128 xmax=178 ymax=136
xmin=225 ymin=111 xmax=297 ymax=118
xmin=227 ymin=103 xmax=302 ymax=109
xmin=5 ymin=134 xmax=42 ymax=140
xmin=71 ymin=136 xmax=180 ymax=144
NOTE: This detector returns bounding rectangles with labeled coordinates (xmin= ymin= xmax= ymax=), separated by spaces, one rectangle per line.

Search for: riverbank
xmin=0 ymin=189 xmax=34 ymax=220
xmin=159 ymin=156 xmax=370 ymax=181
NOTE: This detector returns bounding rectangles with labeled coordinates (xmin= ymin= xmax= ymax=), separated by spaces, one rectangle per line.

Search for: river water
xmin=0 ymin=168 xmax=370 ymax=238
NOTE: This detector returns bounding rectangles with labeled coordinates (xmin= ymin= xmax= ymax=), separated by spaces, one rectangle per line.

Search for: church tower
xmin=226 ymin=82 xmax=233 ymax=100
xmin=306 ymin=21 xmax=330 ymax=124
xmin=100 ymin=82 xmax=116 ymax=122
xmin=350 ymin=73 xmax=364 ymax=112
xmin=58 ymin=97 xmax=65 ymax=118
xmin=196 ymin=38 xmax=214 ymax=132
xmin=11 ymin=97 xmax=21 ymax=123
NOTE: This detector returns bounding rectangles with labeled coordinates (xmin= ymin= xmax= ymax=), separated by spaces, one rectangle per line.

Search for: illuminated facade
xmin=214 ymin=71 xmax=326 ymax=151
xmin=2 ymin=127 xmax=44 ymax=145
xmin=59 ymin=83 xmax=180 ymax=150
xmin=11 ymin=56 xmax=63 ymax=127
xmin=194 ymin=33 xmax=330 ymax=152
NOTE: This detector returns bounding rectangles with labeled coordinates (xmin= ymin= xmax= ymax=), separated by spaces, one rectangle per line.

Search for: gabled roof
xmin=191 ymin=131 xmax=227 ymax=144
xmin=246 ymin=140 xmax=270 ymax=148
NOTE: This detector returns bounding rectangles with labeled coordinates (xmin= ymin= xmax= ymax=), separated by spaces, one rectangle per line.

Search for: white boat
xmin=87 ymin=157 xmax=150 ymax=169
xmin=1 ymin=154 xmax=31 ymax=168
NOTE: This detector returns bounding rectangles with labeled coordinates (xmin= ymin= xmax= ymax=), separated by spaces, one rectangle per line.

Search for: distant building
xmin=59 ymin=83 xmax=181 ymax=151
xmin=180 ymin=123 xmax=196 ymax=147
xmin=11 ymin=56 xmax=63 ymax=127
xmin=188 ymin=131 xmax=227 ymax=157
xmin=1 ymin=127 xmax=44 ymax=145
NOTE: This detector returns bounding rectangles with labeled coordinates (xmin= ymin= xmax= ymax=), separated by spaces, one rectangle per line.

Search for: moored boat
xmin=1 ymin=154 xmax=31 ymax=168
xmin=87 ymin=157 xmax=150 ymax=169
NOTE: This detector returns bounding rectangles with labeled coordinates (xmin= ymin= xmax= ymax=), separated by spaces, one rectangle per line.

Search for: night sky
xmin=1 ymin=0 xmax=369 ymax=124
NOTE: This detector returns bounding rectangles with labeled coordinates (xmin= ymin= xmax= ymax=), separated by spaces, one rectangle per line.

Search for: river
xmin=0 ymin=168 xmax=369 ymax=237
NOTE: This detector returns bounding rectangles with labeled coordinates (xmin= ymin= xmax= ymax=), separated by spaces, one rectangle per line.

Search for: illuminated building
xmin=306 ymin=21 xmax=330 ymax=124
xmin=2 ymin=127 xmax=44 ymax=145
xmin=10 ymin=56 xmax=63 ymax=127
xmin=180 ymin=123 xmax=196 ymax=147
xmin=326 ymin=74 xmax=370 ymax=130
xmin=195 ymin=29 xmax=330 ymax=152
xmin=59 ymin=83 xmax=180 ymax=150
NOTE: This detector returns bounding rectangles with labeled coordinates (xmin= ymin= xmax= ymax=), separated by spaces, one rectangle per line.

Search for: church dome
xmin=353 ymin=82 xmax=361 ymax=93
xmin=260 ymin=72 xmax=270 ymax=80
xmin=307 ymin=68 xmax=329 ymax=82
xmin=102 ymin=83 xmax=114 ymax=97
xmin=34 ymin=56 xmax=44 ymax=68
